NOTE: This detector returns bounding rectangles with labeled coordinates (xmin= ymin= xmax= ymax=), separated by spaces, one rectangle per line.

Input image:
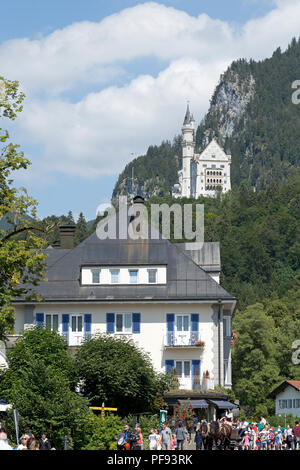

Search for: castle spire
xmin=183 ymin=102 xmax=191 ymax=125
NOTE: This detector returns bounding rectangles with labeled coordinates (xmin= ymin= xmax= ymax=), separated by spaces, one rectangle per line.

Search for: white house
xmin=172 ymin=105 xmax=231 ymax=199
xmin=8 ymin=198 xmax=237 ymax=413
xmin=268 ymin=381 xmax=300 ymax=418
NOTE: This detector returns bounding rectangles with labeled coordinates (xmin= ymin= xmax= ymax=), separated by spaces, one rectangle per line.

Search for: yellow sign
xmin=89 ymin=406 xmax=118 ymax=420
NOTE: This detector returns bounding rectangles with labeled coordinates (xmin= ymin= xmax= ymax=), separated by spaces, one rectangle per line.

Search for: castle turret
xmin=181 ymin=103 xmax=195 ymax=198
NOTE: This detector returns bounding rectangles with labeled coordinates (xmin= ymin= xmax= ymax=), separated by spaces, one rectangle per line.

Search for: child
xmin=149 ymin=428 xmax=157 ymax=450
xmin=170 ymin=434 xmax=176 ymax=450
xmin=242 ymin=431 xmax=250 ymax=450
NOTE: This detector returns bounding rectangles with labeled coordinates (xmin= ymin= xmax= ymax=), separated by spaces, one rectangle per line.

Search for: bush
xmin=83 ymin=414 xmax=124 ymax=450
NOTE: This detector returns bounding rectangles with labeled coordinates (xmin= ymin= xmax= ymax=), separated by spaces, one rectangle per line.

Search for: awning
xmin=178 ymin=399 xmax=209 ymax=409
xmin=208 ymin=399 xmax=238 ymax=410
xmin=0 ymin=399 xmax=12 ymax=412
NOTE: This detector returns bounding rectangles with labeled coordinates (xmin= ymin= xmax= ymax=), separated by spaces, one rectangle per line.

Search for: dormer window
xmin=91 ymin=268 xmax=101 ymax=284
xmin=129 ymin=269 xmax=138 ymax=284
xmin=148 ymin=269 xmax=157 ymax=284
xmin=110 ymin=269 xmax=120 ymax=284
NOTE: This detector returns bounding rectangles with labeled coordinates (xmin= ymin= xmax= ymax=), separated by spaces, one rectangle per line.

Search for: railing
xmin=171 ymin=376 xmax=215 ymax=391
xmin=165 ymin=333 xmax=201 ymax=348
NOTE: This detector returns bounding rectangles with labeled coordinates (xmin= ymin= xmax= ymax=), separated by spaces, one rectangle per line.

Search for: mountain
xmin=113 ymin=37 xmax=300 ymax=199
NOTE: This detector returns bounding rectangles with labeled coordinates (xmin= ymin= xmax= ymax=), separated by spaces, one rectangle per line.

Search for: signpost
xmin=159 ymin=410 xmax=167 ymax=428
xmin=89 ymin=403 xmax=118 ymax=420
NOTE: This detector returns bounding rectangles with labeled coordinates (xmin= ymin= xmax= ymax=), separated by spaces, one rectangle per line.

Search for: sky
xmin=1 ymin=0 xmax=300 ymax=220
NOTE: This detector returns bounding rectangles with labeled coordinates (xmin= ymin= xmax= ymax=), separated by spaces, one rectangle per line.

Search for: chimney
xmin=58 ymin=225 xmax=76 ymax=249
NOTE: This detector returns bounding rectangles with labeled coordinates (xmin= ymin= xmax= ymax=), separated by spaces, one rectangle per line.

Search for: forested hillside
xmin=113 ymin=37 xmax=300 ymax=198
xmin=149 ymin=177 xmax=300 ymax=415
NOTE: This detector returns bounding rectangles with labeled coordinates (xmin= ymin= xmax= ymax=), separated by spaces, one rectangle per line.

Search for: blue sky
xmin=0 ymin=0 xmax=298 ymax=221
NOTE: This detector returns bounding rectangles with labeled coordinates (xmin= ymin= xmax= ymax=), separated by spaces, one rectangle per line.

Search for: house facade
xmin=172 ymin=105 xmax=231 ymax=199
xmin=268 ymin=381 xmax=300 ymax=418
xmin=9 ymin=200 xmax=236 ymax=396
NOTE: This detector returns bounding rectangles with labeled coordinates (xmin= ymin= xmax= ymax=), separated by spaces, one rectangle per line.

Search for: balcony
xmin=164 ymin=333 xmax=204 ymax=349
xmin=170 ymin=375 xmax=215 ymax=391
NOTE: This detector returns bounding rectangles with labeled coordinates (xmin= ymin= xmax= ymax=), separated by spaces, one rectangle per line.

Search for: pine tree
xmin=74 ymin=212 xmax=88 ymax=246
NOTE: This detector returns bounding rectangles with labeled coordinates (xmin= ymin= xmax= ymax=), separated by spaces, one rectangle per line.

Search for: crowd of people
xmin=228 ymin=416 xmax=300 ymax=450
xmin=116 ymin=416 xmax=300 ymax=451
xmin=0 ymin=427 xmax=54 ymax=450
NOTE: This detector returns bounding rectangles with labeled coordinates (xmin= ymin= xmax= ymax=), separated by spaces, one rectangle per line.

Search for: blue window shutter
xmin=62 ymin=314 xmax=70 ymax=344
xmin=166 ymin=313 xmax=175 ymax=346
xmin=192 ymin=360 xmax=201 ymax=389
xmin=132 ymin=313 xmax=140 ymax=334
xmin=191 ymin=313 xmax=199 ymax=344
xmin=36 ymin=313 xmax=44 ymax=327
xmin=84 ymin=314 xmax=92 ymax=338
xmin=165 ymin=359 xmax=175 ymax=374
xmin=106 ymin=313 xmax=115 ymax=333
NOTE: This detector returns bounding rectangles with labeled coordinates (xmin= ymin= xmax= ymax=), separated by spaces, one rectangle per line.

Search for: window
xmin=91 ymin=269 xmax=101 ymax=284
xmin=293 ymin=399 xmax=300 ymax=408
xmin=129 ymin=269 xmax=138 ymax=284
xmin=148 ymin=269 xmax=157 ymax=284
xmin=71 ymin=315 xmax=83 ymax=333
xmin=176 ymin=315 xmax=189 ymax=332
xmin=223 ymin=316 xmax=231 ymax=337
xmin=110 ymin=269 xmax=120 ymax=284
xmin=45 ymin=314 xmax=59 ymax=331
xmin=116 ymin=313 xmax=132 ymax=333
xmin=175 ymin=360 xmax=191 ymax=377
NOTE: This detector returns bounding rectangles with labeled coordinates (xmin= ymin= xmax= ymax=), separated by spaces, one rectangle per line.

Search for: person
xmin=160 ymin=422 xmax=172 ymax=450
xmin=260 ymin=416 xmax=267 ymax=426
xmin=284 ymin=424 xmax=293 ymax=450
xmin=292 ymin=421 xmax=300 ymax=450
xmin=0 ymin=429 xmax=12 ymax=450
xmin=193 ymin=415 xmax=198 ymax=432
xmin=175 ymin=421 xmax=186 ymax=450
xmin=250 ymin=423 xmax=258 ymax=450
xmin=117 ymin=424 xmax=132 ymax=450
xmin=242 ymin=431 xmax=250 ymax=450
xmin=259 ymin=426 xmax=268 ymax=450
xmin=149 ymin=428 xmax=157 ymax=450
xmin=17 ymin=435 xmax=29 ymax=450
xmin=170 ymin=434 xmax=176 ymax=450
xmin=28 ymin=438 xmax=40 ymax=450
xmin=155 ymin=429 xmax=162 ymax=450
xmin=194 ymin=422 xmax=202 ymax=450
xmin=39 ymin=432 xmax=51 ymax=451
xmin=135 ymin=427 xmax=144 ymax=450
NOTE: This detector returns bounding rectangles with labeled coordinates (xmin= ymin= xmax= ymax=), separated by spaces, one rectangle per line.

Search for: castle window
xmin=212 ymin=154 xmax=215 ymax=158
xmin=221 ymin=165 xmax=224 ymax=168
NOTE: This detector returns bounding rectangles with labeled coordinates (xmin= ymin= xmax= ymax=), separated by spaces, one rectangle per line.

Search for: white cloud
xmin=1 ymin=1 xmax=300 ymax=181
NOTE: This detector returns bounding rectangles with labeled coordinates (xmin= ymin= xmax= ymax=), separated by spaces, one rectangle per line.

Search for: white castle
xmin=172 ymin=104 xmax=231 ymax=198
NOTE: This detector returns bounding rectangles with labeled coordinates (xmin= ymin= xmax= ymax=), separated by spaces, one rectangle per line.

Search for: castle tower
xmin=181 ymin=104 xmax=195 ymax=198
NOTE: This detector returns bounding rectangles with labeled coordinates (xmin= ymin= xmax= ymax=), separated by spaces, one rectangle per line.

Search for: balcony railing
xmin=165 ymin=333 xmax=202 ymax=348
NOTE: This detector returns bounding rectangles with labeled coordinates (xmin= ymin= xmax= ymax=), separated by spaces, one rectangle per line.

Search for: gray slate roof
xmin=16 ymin=208 xmax=235 ymax=303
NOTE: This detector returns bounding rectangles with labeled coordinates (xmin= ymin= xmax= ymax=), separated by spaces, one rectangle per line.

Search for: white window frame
xmin=223 ymin=316 xmax=231 ymax=337
xmin=129 ymin=269 xmax=138 ymax=284
xmin=71 ymin=315 xmax=83 ymax=333
xmin=175 ymin=314 xmax=190 ymax=333
xmin=91 ymin=268 xmax=101 ymax=284
xmin=175 ymin=360 xmax=191 ymax=378
xmin=115 ymin=313 xmax=132 ymax=334
xmin=45 ymin=314 xmax=59 ymax=331
xmin=147 ymin=268 xmax=157 ymax=284
xmin=110 ymin=269 xmax=120 ymax=284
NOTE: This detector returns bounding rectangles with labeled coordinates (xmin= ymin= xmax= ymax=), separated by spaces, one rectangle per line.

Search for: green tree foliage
xmin=82 ymin=414 xmax=124 ymax=450
xmin=74 ymin=212 xmax=88 ymax=245
xmin=112 ymin=137 xmax=182 ymax=201
xmin=75 ymin=334 xmax=170 ymax=416
xmin=0 ymin=76 xmax=48 ymax=339
xmin=0 ymin=327 xmax=90 ymax=448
